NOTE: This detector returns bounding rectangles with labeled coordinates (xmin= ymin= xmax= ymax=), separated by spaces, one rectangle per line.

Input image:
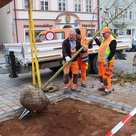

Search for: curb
xmin=0 ymin=92 xmax=134 ymax=120
xmin=0 ymin=107 xmax=23 ymax=119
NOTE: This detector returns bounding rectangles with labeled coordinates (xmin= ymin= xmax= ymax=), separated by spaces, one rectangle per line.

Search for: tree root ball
xmin=20 ymin=85 xmax=49 ymax=112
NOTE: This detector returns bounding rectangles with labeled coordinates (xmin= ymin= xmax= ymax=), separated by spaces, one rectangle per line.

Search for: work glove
xmin=65 ymin=56 xmax=71 ymax=62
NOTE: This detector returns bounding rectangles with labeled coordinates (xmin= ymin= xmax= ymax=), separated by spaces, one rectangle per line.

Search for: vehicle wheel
xmin=91 ymin=55 xmax=98 ymax=74
xmin=49 ymin=66 xmax=61 ymax=72
xmin=87 ymin=54 xmax=98 ymax=74
xmin=132 ymin=46 xmax=136 ymax=52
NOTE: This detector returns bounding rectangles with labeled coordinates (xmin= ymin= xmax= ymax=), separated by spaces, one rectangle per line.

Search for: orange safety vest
xmin=98 ymin=35 xmax=115 ymax=62
xmin=80 ymin=38 xmax=89 ymax=62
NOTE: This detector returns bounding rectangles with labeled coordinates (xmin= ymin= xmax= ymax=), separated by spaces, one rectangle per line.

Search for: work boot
xmin=98 ymin=87 xmax=105 ymax=91
xmin=63 ymin=88 xmax=71 ymax=94
xmin=101 ymin=89 xmax=111 ymax=96
xmin=71 ymin=88 xmax=81 ymax=93
xmin=81 ymin=83 xmax=86 ymax=87
xmin=81 ymin=81 xmax=86 ymax=87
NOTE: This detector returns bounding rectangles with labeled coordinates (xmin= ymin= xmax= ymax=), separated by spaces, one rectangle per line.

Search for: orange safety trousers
xmin=77 ymin=57 xmax=86 ymax=82
xmin=98 ymin=61 xmax=114 ymax=90
xmin=63 ymin=61 xmax=78 ymax=89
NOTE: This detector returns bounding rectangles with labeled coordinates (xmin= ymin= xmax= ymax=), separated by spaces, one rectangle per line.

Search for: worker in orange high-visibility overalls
xmin=62 ymin=28 xmax=85 ymax=94
xmin=95 ymin=26 xmax=117 ymax=95
xmin=75 ymin=28 xmax=93 ymax=87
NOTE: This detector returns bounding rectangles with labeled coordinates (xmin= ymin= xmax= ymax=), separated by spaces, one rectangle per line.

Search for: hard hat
xmin=101 ymin=26 xmax=111 ymax=33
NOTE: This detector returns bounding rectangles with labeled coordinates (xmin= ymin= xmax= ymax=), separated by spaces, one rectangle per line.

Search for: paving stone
xmin=0 ymin=110 xmax=5 ymax=114
xmin=1 ymin=107 xmax=12 ymax=112
xmin=0 ymin=104 xmax=7 ymax=108
xmin=0 ymin=92 xmax=4 ymax=96
xmin=10 ymin=105 xmax=21 ymax=110
xmin=0 ymin=52 xmax=136 ymax=118
xmin=2 ymin=100 xmax=12 ymax=104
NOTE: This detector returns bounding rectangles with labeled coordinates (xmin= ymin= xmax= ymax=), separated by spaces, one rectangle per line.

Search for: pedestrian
xmin=95 ymin=26 xmax=117 ymax=95
xmin=75 ymin=28 xmax=93 ymax=87
xmin=62 ymin=28 xmax=83 ymax=94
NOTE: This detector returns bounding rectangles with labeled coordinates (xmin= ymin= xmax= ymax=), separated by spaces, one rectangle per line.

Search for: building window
xmin=86 ymin=0 xmax=92 ymax=13
xmin=24 ymin=0 xmax=28 ymax=9
xmin=126 ymin=29 xmax=131 ymax=35
xmin=24 ymin=0 xmax=33 ymax=9
xmin=113 ymin=29 xmax=119 ymax=35
xmin=25 ymin=31 xmax=29 ymax=42
xmin=58 ymin=0 xmax=66 ymax=11
xmin=75 ymin=0 xmax=81 ymax=12
xmin=129 ymin=11 xmax=132 ymax=19
xmin=124 ymin=9 xmax=127 ymax=18
xmin=104 ymin=8 xmax=110 ymax=18
xmin=25 ymin=30 xmax=41 ymax=42
xmin=40 ymin=0 xmax=48 ymax=10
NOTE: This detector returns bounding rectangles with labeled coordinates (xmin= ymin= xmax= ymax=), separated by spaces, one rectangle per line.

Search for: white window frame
xmin=24 ymin=0 xmax=28 ymax=9
xmin=24 ymin=29 xmax=43 ymax=42
xmin=123 ymin=9 xmax=128 ymax=18
xmin=86 ymin=0 xmax=92 ymax=13
xmin=58 ymin=0 xmax=66 ymax=11
xmin=24 ymin=0 xmax=33 ymax=10
xmin=129 ymin=11 xmax=132 ymax=20
xmin=40 ymin=0 xmax=48 ymax=10
xmin=75 ymin=0 xmax=81 ymax=12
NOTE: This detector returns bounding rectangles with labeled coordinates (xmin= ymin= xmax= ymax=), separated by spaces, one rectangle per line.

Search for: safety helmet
xmin=101 ymin=26 xmax=111 ymax=33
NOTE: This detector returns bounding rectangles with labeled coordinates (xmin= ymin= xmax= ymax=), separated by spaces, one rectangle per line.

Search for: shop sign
xmin=82 ymin=24 xmax=95 ymax=27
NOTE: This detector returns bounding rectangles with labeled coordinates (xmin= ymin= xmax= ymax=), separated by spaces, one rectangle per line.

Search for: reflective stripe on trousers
xmin=98 ymin=61 xmax=114 ymax=89
xmin=63 ymin=60 xmax=78 ymax=89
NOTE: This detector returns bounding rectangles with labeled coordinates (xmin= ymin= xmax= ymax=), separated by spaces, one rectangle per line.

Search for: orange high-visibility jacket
xmin=80 ymin=38 xmax=89 ymax=62
xmin=98 ymin=35 xmax=115 ymax=62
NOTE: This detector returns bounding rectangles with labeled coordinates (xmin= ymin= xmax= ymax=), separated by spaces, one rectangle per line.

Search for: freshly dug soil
xmin=112 ymin=71 xmax=136 ymax=84
xmin=0 ymin=99 xmax=136 ymax=136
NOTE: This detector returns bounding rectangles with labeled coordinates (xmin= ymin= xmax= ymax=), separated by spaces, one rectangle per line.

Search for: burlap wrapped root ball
xmin=20 ymin=85 xmax=49 ymax=112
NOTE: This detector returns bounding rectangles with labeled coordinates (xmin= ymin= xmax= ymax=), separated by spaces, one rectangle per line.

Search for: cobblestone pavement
xmin=0 ymin=52 xmax=135 ymax=119
xmin=114 ymin=52 xmax=136 ymax=73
